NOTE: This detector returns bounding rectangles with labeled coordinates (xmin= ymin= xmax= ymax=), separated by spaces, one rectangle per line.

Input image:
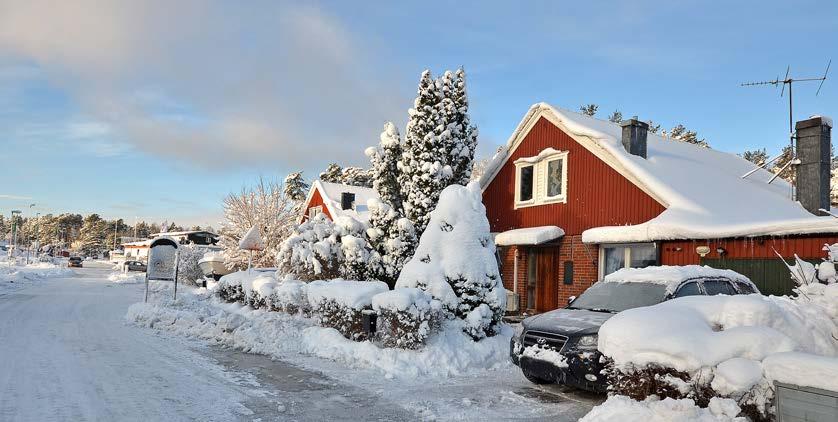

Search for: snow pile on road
xmin=581 ymin=396 xmax=744 ymax=422
xmin=0 ymin=262 xmax=72 ymax=292
xmin=127 ymin=276 xmax=514 ymax=379
xmin=108 ymin=271 xmax=145 ymax=284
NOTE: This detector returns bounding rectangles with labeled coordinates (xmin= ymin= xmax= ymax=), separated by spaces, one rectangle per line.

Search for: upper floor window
xmin=514 ymin=149 xmax=568 ymax=208
xmin=308 ymin=205 xmax=323 ymax=219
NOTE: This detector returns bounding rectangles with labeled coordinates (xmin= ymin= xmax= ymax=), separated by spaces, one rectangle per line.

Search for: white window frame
xmin=514 ymin=150 xmax=568 ymax=209
xmin=308 ymin=205 xmax=323 ymax=219
xmin=597 ymin=242 xmax=658 ymax=279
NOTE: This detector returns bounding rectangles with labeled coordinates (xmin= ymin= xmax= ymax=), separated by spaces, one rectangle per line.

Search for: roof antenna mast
xmin=739 ymin=59 xmax=831 ymax=198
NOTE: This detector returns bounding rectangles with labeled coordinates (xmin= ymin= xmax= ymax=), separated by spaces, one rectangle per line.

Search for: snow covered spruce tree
xmin=283 ymin=172 xmax=309 ymax=202
xmin=396 ymin=182 xmax=505 ymax=340
xmin=219 ymin=177 xmax=298 ymax=270
xmin=444 ymin=68 xmax=478 ymax=186
xmin=366 ymin=122 xmax=404 ymax=211
xmin=365 ymin=198 xmax=416 ymax=287
xmin=79 ymin=213 xmax=107 ymax=257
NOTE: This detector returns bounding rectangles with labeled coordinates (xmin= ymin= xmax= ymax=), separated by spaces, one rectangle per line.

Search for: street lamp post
xmin=10 ymin=210 xmax=21 ymax=267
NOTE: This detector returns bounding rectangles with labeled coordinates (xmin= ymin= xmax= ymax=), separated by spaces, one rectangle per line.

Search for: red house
xmin=300 ymin=180 xmax=378 ymax=223
xmin=480 ymin=103 xmax=837 ymax=313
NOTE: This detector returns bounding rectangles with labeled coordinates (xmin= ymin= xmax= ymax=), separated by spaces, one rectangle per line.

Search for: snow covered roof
xmin=306 ymin=180 xmax=379 ymax=222
xmin=480 ymin=103 xmax=838 ymax=242
xmin=150 ymin=230 xmax=218 ymax=238
xmin=494 ymin=226 xmax=564 ymax=246
xmin=122 ymin=239 xmax=153 ymax=247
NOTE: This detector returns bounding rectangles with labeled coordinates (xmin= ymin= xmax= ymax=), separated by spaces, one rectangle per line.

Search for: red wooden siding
xmin=482 ymin=117 xmax=666 ymax=235
xmin=661 ymin=235 xmax=838 ymax=264
xmin=301 ymin=188 xmax=333 ymax=222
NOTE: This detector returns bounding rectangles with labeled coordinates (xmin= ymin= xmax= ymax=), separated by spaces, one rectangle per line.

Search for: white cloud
xmin=0 ymin=1 xmax=406 ymax=169
xmin=0 ymin=194 xmax=33 ymax=200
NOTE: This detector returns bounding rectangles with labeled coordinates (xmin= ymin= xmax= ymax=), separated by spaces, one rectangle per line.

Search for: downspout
xmin=513 ymin=248 xmax=519 ymax=296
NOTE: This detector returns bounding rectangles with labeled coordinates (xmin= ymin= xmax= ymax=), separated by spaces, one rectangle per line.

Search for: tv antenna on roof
xmin=739 ymin=60 xmax=831 ymax=192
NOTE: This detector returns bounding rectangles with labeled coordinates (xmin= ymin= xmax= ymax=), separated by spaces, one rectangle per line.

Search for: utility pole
xmin=10 ymin=210 xmax=21 ymax=267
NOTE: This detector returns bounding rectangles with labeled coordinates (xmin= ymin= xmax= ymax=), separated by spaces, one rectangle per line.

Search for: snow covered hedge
xmin=597 ymin=287 xmax=838 ymax=420
xmin=372 ymin=288 xmax=442 ymax=349
xmin=306 ymin=279 xmax=388 ymax=341
xmin=396 ymin=182 xmax=506 ymax=340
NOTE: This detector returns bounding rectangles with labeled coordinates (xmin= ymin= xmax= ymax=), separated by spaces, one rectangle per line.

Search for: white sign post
xmin=144 ymin=237 xmax=180 ymax=302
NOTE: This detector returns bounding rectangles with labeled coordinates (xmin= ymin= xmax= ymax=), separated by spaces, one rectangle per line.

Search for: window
xmin=308 ymin=205 xmax=323 ymax=219
xmin=546 ymin=158 xmax=564 ymax=198
xmin=563 ymin=261 xmax=574 ymax=285
xmin=599 ymin=243 xmax=659 ymax=278
xmin=514 ymin=150 xmax=568 ymax=208
xmin=734 ymin=281 xmax=756 ymax=294
xmin=518 ymin=165 xmax=534 ymax=202
xmin=703 ymin=280 xmax=735 ymax=296
xmin=527 ymin=249 xmax=537 ymax=309
xmin=674 ymin=282 xmax=702 ymax=298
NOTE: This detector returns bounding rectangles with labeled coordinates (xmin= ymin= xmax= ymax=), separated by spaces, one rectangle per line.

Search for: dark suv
xmin=510 ymin=266 xmax=758 ymax=392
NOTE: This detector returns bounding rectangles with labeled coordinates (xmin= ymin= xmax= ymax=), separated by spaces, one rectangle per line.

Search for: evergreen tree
xmin=647 ymin=120 xmax=661 ymax=134
xmin=365 ymin=198 xmax=416 ymax=287
xmin=340 ymin=167 xmax=374 ymax=187
xmin=366 ymin=122 xmax=404 ymax=212
xmin=0 ymin=215 xmax=7 ymax=242
xmin=741 ymin=148 xmax=769 ymax=167
xmin=320 ymin=163 xmax=344 ymax=183
xmin=666 ymin=124 xmax=710 ymax=148
xmin=579 ymin=104 xmax=598 ymax=116
xmin=283 ymin=172 xmax=310 ymax=202
xmin=399 ymin=69 xmax=443 ymax=234
xmin=448 ymin=68 xmax=478 ymax=185
xmin=772 ymin=145 xmax=795 ymax=183
xmin=608 ymin=110 xmax=623 ymax=123
xmin=79 ymin=214 xmax=107 ymax=257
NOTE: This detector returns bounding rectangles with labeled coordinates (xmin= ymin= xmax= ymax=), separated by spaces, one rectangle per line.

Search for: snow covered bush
xmin=365 ymin=198 xmax=415 ymax=287
xmin=334 ymin=216 xmax=380 ymax=281
xmin=242 ymin=275 xmax=277 ymax=309
xmin=276 ymin=213 xmax=341 ymax=281
xmin=306 ymin=280 xmax=388 ymax=341
xmin=372 ymin=288 xmax=441 ymax=349
xmin=216 ymin=272 xmax=245 ymax=303
xmin=396 ymin=182 xmax=505 ymax=340
xmin=597 ymin=292 xmax=838 ymax=420
xmin=176 ymin=244 xmax=206 ymax=286
xmin=266 ymin=278 xmax=309 ymax=315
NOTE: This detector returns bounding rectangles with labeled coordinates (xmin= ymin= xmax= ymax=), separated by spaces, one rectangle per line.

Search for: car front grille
xmin=522 ymin=330 xmax=568 ymax=352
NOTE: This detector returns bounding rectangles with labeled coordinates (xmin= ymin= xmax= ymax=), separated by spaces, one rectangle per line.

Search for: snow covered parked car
xmin=510 ymin=265 xmax=759 ymax=392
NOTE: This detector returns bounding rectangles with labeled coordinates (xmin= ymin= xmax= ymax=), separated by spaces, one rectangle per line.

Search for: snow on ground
xmin=107 ymin=271 xmax=145 ymax=284
xmin=580 ymin=396 xmax=744 ymax=422
xmin=0 ymin=258 xmax=73 ymax=294
xmin=127 ymin=276 xmax=600 ymax=420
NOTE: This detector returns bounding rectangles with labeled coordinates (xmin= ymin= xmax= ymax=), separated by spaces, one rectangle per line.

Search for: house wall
xmin=301 ymin=189 xmax=333 ymax=222
xmin=660 ymin=235 xmax=838 ymax=264
xmin=500 ymin=235 xmax=599 ymax=313
xmin=482 ymin=117 xmax=666 ymax=235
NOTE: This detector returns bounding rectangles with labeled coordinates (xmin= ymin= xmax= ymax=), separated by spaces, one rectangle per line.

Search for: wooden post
xmin=173 ymin=248 xmax=180 ymax=300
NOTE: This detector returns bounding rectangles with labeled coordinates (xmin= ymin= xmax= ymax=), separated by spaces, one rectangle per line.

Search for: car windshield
xmin=568 ymin=282 xmax=667 ymax=313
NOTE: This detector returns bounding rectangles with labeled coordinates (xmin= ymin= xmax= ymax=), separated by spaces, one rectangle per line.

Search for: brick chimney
xmin=795 ymin=116 xmax=833 ymax=215
xmin=620 ymin=116 xmax=649 ymax=159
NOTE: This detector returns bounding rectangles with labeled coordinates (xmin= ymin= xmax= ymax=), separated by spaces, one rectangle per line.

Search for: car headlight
xmin=513 ymin=323 xmax=525 ymax=339
xmin=576 ymin=334 xmax=598 ymax=350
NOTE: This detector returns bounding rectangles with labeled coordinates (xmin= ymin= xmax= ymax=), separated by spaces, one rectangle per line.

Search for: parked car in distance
xmin=510 ymin=265 xmax=759 ymax=392
xmin=68 ymin=257 xmax=83 ymax=268
xmin=123 ymin=260 xmax=147 ymax=272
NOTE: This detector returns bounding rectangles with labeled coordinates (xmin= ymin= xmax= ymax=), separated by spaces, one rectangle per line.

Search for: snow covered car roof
xmin=480 ymin=103 xmax=838 ymax=242
xmin=603 ymin=265 xmax=756 ymax=294
xmin=309 ymin=180 xmax=378 ymax=222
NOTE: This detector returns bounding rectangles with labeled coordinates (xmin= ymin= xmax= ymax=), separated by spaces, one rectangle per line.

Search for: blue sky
xmin=1 ymin=0 xmax=836 ymax=226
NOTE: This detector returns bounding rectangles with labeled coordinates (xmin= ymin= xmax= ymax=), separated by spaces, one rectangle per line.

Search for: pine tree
xmin=283 ymin=172 xmax=309 ymax=202
xmin=399 ymin=70 xmax=444 ymax=234
xmin=320 ymin=163 xmax=344 ymax=183
xmin=666 ymin=124 xmax=710 ymax=148
xmin=772 ymin=145 xmax=795 ymax=183
xmin=647 ymin=120 xmax=661 ymax=134
xmin=0 ymin=215 xmax=7 ymax=242
xmin=741 ymin=148 xmax=769 ymax=167
xmin=448 ymin=68 xmax=478 ymax=185
xmin=608 ymin=110 xmax=623 ymax=123
xmin=365 ymin=198 xmax=416 ymax=287
xmin=79 ymin=214 xmax=107 ymax=257
xmin=340 ymin=167 xmax=374 ymax=187
xmin=580 ymin=104 xmax=598 ymax=116
xmin=366 ymin=122 xmax=404 ymax=212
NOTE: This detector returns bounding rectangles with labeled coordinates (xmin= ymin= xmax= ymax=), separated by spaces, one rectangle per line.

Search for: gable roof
xmin=304 ymin=180 xmax=378 ymax=223
xmin=480 ymin=103 xmax=838 ymax=242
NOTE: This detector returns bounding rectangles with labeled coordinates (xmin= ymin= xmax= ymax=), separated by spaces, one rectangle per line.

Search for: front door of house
xmin=534 ymin=247 xmax=560 ymax=312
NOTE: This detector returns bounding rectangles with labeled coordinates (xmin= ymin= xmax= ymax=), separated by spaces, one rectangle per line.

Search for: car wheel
xmin=522 ymin=369 xmax=552 ymax=385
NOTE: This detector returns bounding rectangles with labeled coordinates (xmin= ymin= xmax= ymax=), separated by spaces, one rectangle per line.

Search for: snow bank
xmin=709 ymin=358 xmax=763 ymax=396
xmin=494 ymin=226 xmax=564 ymax=246
xmin=108 ymin=271 xmax=145 ymax=284
xmin=762 ymin=352 xmax=838 ymax=392
xmin=580 ymin=396 xmax=744 ymax=422
xmin=0 ymin=262 xmax=72 ymax=293
xmin=372 ymin=287 xmax=436 ymax=312
xmin=127 ymin=282 xmax=514 ymax=379
xmin=603 ymin=265 xmax=756 ymax=294
xmin=599 ymin=294 xmax=837 ymax=372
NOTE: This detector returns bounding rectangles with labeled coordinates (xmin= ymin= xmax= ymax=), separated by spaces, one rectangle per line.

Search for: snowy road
xmin=0 ymin=264 xmax=600 ymax=421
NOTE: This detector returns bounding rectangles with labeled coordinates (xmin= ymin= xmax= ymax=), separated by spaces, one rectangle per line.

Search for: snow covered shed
xmin=299 ymin=180 xmax=379 ymax=223
xmin=480 ymin=103 xmax=838 ymax=313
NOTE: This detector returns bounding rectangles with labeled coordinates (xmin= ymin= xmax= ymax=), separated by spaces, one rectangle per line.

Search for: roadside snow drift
xmin=0 ymin=262 xmax=73 ymax=293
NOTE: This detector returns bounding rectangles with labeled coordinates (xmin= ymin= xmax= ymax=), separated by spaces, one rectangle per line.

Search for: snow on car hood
xmin=524 ymin=308 xmax=614 ymax=335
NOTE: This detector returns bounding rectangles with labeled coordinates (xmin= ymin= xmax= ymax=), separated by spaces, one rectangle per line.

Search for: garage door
xmin=700 ymin=258 xmax=817 ymax=296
